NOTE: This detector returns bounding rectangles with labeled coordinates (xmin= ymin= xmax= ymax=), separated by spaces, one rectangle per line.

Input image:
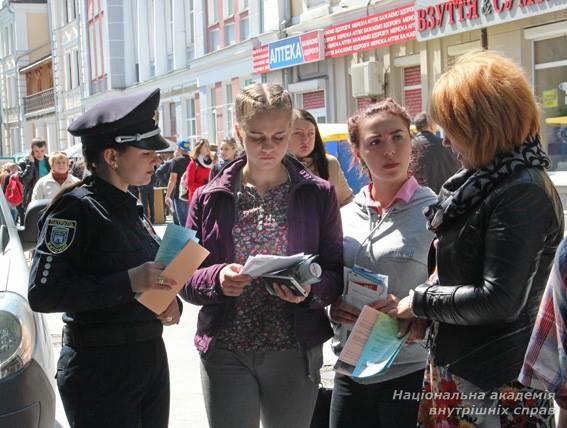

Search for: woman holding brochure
xmin=28 ymin=90 xmax=181 ymax=428
xmin=329 ymin=98 xmax=436 ymax=428
xmin=182 ymin=83 xmax=343 ymax=428
xmin=392 ymin=51 xmax=563 ymax=427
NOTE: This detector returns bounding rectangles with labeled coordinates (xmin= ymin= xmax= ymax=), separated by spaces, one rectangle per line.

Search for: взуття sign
xmin=415 ymin=0 xmax=567 ymax=41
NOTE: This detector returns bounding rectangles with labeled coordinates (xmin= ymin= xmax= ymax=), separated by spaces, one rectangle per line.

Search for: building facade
xmin=0 ymin=0 xmax=52 ymax=157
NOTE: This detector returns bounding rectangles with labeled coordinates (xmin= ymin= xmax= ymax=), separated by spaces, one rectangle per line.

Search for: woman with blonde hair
xmin=31 ymin=152 xmax=80 ymax=201
xmin=210 ymin=137 xmax=241 ymax=179
xmin=289 ymin=109 xmax=353 ymax=206
xmin=181 ymin=83 xmax=343 ymax=428
xmin=392 ymin=51 xmax=563 ymax=427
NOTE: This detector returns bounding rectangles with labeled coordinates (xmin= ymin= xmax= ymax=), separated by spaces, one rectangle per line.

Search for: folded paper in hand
xmin=136 ymin=224 xmax=209 ymax=314
xmin=334 ymin=305 xmax=407 ymax=379
xmin=241 ymin=253 xmax=307 ymax=277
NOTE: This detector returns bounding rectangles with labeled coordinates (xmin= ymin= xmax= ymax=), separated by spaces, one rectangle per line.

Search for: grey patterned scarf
xmin=424 ymin=135 xmax=550 ymax=232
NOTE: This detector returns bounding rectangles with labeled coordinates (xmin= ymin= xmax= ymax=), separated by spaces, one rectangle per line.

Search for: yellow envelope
xmin=136 ymin=240 xmax=210 ymax=314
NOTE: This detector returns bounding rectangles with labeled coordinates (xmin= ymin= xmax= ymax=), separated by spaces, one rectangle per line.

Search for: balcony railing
xmin=23 ymin=88 xmax=55 ymax=114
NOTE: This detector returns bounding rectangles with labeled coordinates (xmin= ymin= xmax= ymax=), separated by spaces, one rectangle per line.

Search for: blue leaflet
xmin=154 ymin=224 xmax=198 ymax=265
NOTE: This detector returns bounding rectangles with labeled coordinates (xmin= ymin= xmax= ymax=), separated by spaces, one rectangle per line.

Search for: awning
xmin=546 ymin=116 xmax=567 ymax=126
xmin=318 ymin=123 xmax=348 ymax=143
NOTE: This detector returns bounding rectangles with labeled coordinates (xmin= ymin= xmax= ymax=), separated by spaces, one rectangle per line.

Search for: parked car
xmin=0 ymin=193 xmax=55 ymax=427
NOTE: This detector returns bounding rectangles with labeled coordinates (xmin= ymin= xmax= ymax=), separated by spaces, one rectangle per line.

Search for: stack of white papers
xmin=241 ymin=253 xmax=307 ymax=278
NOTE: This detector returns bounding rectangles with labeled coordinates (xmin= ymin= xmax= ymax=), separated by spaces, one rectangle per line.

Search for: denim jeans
xmin=173 ymin=198 xmax=188 ymax=227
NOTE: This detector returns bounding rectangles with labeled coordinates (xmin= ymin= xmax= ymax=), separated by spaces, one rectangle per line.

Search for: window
xmin=87 ymin=0 xmax=106 ymax=93
xmin=169 ymin=103 xmax=177 ymax=137
xmin=210 ymin=87 xmax=217 ymax=142
xmin=209 ymin=29 xmax=220 ymax=52
xmin=534 ymin=35 xmax=567 ymax=171
xmin=165 ymin=0 xmax=174 ymax=58
xmin=226 ymin=83 xmax=233 ymax=136
xmin=185 ymin=0 xmax=195 ymax=45
xmin=187 ymin=98 xmax=197 ymax=140
xmin=66 ymin=52 xmax=72 ymax=90
xmin=239 ymin=0 xmax=249 ymax=11
xmin=224 ymin=22 xmax=235 ymax=46
xmin=223 ymin=0 xmax=234 ymax=18
xmin=402 ymin=66 xmax=422 ymax=118
xmin=74 ymin=50 xmax=80 ymax=88
xmin=65 ymin=0 xmax=76 ymax=23
xmin=207 ymin=0 xmax=219 ymax=25
xmin=148 ymin=0 xmax=156 ymax=64
xmin=306 ymin=0 xmax=326 ymax=8
xmin=239 ymin=16 xmax=249 ymax=41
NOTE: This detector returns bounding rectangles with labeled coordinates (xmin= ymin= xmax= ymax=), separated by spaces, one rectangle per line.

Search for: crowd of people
xmin=22 ymin=49 xmax=567 ymax=428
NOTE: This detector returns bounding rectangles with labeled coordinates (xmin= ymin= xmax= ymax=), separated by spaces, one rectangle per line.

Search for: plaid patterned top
xmin=519 ymin=238 xmax=567 ymax=409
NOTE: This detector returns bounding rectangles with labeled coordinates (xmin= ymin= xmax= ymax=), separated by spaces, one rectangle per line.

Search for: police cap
xmin=67 ymin=89 xmax=169 ymax=151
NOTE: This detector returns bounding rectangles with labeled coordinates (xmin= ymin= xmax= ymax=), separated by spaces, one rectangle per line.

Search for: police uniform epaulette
xmin=69 ymin=186 xmax=92 ymax=199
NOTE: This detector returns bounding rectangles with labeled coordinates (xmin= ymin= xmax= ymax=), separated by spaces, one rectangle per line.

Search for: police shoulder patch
xmin=45 ymin=218 xmax=77 ymax=254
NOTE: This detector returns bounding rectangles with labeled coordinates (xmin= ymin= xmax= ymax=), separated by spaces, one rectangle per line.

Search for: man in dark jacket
xmin=412 ymin=112 xmax=460 ymax=193
xmin=20 ymin=138 xmax=51 ymax=208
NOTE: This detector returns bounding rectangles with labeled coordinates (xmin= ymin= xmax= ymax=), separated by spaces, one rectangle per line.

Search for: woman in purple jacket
xmin=181 ymin=83 xmax=343 ymax=428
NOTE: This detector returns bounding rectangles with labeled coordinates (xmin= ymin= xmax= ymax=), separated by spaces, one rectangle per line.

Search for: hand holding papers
xmin=334 ymin=305 xmax=407 ymax=379
xmin=136 ymin=224 xmax=209 ymax=314
xmin=241 ymin=253 xmax=321 ymax=298
xmin=335 ymin=266 xmax=389 ymax=345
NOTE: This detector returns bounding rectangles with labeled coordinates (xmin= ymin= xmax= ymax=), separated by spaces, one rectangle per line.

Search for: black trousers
xmin=140 ymin=189 xmax=155 ymax=223
xmin=57 ymin=338 xmax=169 ymax=428
xmin=330 ymin=369 xmax=424 ymax=428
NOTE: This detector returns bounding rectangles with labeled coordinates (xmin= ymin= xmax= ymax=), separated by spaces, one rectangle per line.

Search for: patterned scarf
xmin=424 ymin=135 xmax=550 ymax=232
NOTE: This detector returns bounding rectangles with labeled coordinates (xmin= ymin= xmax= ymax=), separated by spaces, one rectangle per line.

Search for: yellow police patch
xmin=46 ymin=218 xmax=77 ymax=254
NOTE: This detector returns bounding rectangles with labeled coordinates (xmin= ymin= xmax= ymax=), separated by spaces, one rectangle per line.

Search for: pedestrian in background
xmin=164 ymin=141 xmax=191 ymax=226
xmin=137 ymin=170 xmax=156 ymax=223
xmin=20 ymin=138 xmax=50 ymax=209
xmin=31 ymin=152 xmax=80 ymax=202
xmin=392 ymin=50 xmax=563 ymax=427
xmin=329 ymin=99 xmax=435 ymax=428
xmin=412 ymin=111 xmax=460 ymax=194
xmin=209 ymin=137 xmax=240 ymax=179
xmin=182 ymin=83 xmax=343 ymax=428
xmin=289 ymin=109 xmax=353 ymax=206
xmin=3 ymin=162 xmax=23 ymax=222
xmin=28 ymin=89 xmax=181 ymax=428
xmin=183 ymin=138 xmax=212 ymax=214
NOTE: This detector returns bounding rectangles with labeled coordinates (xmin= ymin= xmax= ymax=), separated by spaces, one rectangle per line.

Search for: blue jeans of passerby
xmin=173 ymin=198 xmax=188 ymax=227
xmin=9 ymin=206 xmax=18 ymax=223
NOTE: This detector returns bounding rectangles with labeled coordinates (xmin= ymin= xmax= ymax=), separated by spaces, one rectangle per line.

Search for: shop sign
xmin=324 ymin=5 xmax=416 ymax=58
xmin=252 ymin=30 xmax=324 ymax=74
xmin=415 ymin=0 xmax=567 ymax=42
xmin=543 ymin=89 xmax=559 ymax=108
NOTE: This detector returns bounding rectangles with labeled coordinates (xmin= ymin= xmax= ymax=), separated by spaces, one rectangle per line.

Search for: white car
xmin=0 ymin=194 xmax=55 ymax=427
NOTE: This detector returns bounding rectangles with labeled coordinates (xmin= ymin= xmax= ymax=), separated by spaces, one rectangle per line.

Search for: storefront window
xmin=534 ymin=35 xmax=567 ymax=171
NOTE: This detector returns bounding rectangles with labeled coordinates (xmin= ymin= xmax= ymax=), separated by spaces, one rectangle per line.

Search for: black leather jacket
xmin=413 ymin=167 xmax=564 ymax=389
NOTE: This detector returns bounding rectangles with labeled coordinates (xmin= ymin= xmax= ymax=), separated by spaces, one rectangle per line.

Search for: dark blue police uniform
xmin=28 ymin=89 xmax=175 ymax=428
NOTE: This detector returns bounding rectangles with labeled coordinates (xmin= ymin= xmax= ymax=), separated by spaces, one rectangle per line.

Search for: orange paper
xmin=136 ymin=240 xmax=210 ymax=314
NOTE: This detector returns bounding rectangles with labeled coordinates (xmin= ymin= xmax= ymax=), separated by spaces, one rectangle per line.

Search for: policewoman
xmin=28 ymin=89 xmax=181 ymax=428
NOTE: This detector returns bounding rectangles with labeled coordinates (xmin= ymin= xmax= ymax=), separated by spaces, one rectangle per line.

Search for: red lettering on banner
xmin=520 ymin=0 xmax=535 ymax=5
xmin=324 ymin=5 xmax=416 ymax=58
xmin=467 ymin=0 xmax=479 ymax=19
xmin=435 ymin=3 xmax=445 ymax=27
xmin=252 ymin=45 xmax=270 ymax=74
